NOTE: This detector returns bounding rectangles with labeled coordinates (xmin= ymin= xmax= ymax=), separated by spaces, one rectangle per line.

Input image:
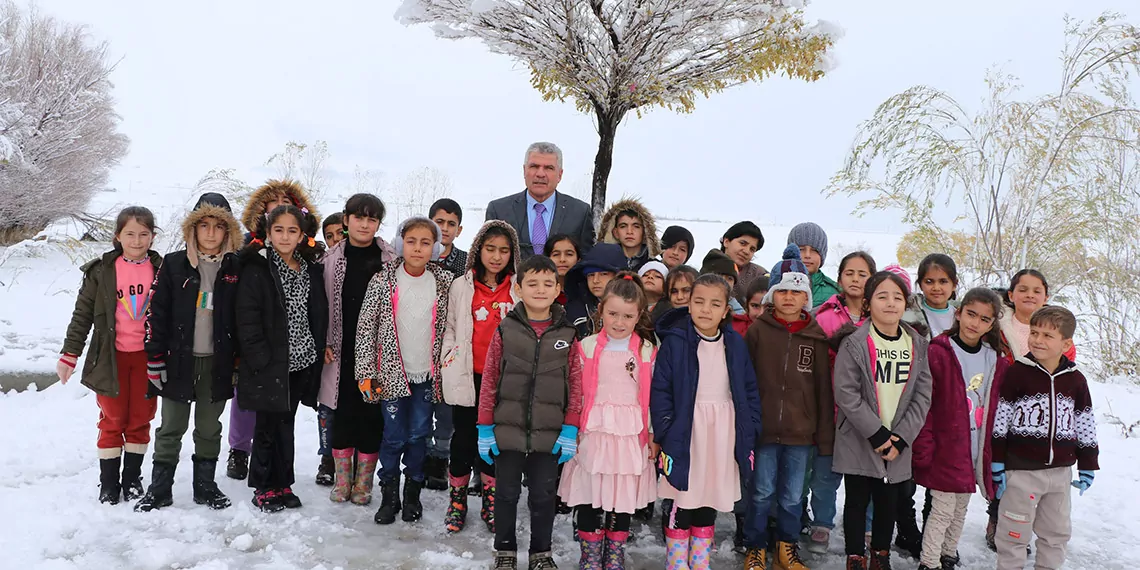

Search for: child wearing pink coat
xmin=559 ymin=273 xmax=658 ymax=570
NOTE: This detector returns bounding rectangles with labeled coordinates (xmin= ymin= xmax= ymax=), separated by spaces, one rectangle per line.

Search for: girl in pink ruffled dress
xmin=559 ymin=273 xmax=658 ymax=570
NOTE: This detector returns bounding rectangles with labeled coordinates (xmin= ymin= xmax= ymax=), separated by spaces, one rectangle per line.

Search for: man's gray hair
xmin=524 ymin=142 xmax=563 ymax=169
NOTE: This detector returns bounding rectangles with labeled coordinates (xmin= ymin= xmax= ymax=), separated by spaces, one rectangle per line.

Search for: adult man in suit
xmin=485 ymin=142 xmax=595 ymax=258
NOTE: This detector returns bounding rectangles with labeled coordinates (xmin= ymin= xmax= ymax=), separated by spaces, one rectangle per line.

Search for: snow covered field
xmin=1 ymin=378 xmax=1137 ymax=569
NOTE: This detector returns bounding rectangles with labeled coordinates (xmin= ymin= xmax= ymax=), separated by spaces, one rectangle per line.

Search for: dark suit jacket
xmin=485 ymin=190 xmax=595 ymax=257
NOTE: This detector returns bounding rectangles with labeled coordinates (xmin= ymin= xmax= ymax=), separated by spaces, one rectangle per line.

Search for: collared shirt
xmin=525 ymin=190 xmax=557 ymax=239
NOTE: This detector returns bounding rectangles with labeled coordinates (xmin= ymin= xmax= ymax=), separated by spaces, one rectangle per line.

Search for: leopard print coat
xmin=354 ymin=259 xmax=453 ymax=403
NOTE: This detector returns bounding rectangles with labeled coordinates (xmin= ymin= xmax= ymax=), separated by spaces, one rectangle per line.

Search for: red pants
xmin=95 ymin=351 xmax=158 ymax=457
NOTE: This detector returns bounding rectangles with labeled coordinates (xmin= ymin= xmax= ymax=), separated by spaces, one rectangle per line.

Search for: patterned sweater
xmin=991 ymin=355 xmax=1099 ymax=471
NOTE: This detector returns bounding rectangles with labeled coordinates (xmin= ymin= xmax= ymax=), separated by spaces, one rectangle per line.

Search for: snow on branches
xmin=0 ymin=3 xmax=128 ymax=238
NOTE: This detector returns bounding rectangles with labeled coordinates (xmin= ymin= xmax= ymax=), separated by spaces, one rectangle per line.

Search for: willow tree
xmin=828 ymin=13 xmax=1140 ymax=290
xmin=396 ymin=0 xmax=837 ymax=224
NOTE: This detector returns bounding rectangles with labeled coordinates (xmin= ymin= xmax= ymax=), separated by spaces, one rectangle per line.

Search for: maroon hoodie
xmin=913 ymin=334 xmax=1008 ymax=498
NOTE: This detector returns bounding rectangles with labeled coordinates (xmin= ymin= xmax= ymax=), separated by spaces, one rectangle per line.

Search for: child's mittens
xmin=992 ymin=462 xmax=1007 ymax=499
xmin=477 ymin=424 xmax=499 ymax=465
xmin=56 ymin=353 xmax=78 ymax=383
xmin=147 ymin=357 xmax=167 ymax=389
xmin=1071 ymin=470 xmax=1095 ymax=496
xmin=552 ymin=425 xmax=579 ymax=464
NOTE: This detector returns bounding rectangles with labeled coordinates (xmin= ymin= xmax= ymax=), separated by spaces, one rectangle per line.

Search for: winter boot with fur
xmin=98 ymin=456 xmax=122 ymax=505
xmin=350 ymin=452 xmax=378 ymax=505
xmin=134 ymin=462 xmax=176 ymax=512
xmin=191 ymin=455 xmax=231 ymax=509
xmin=445 ymin=474 xmax=470 ymax=533
xmin=373 ymin=479 xmax=401 ymax=525
xmin=329 ymin=448 xmax=354 ymax=503
xmin=121 ymin=452 xmax=146 ymax=501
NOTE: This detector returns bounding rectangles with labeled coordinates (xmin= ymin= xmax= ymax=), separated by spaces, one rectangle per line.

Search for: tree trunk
xmin=590 ymin=109 xmax=622 ymax=232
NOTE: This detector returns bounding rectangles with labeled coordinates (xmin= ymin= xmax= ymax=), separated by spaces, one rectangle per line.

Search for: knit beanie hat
xmin=700 ymin=249 xmax=738 ymax=281
xmin=761 ymin=270 xmax=813 ymax=308
xmin=768 ymin=244 xmax=810 ymax=289
xmin=394 ymin=216 xmax=443 ymax=261
xmin=638 ymin=260 xmax=669 ymax=280
xmin=786 ymin=222 xmax=829 ymax=265
xmin=660 ymin=225 xmax=696 ymax=262
xmin=884 ymin=264 xmax=912 ymax=295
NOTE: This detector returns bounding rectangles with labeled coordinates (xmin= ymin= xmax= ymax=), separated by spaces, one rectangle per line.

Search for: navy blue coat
xmin=650 ymin=308 xmax=763 ymax=492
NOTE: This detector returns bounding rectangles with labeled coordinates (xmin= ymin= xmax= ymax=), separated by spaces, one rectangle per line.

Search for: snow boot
xmin=330 ymin=448 xmax=354 ymax=502
xmin=402 ymin=477 xmax=424 ymax=522
xmin=374 ymin=479 xmax=401 ymax=524
xmin=424 ymin=455 xmax=449 ymax=491
xmin=121 ymin=451 xmax=146 ymax=501
xmin=252 ymin=488 xmax=285 ymax=513
xmin=845 ymin=556 xmax=867 ymax=570
xmin=351 ymin=452 xmax=378 ymax=505
xmin=743 ymin=548 xmax=768 ymax=570
xmin=481 ymin=476 xmax=497 ymax=532
xmin=280 ymin=487 xmax=302 ymax=509
xmin=578 ymin=530 xmax=604 ymax=569
xmin=527 ymin=551 xmax=558 ymax=569
xmin=226 ymin=448 xmax=248 ymax=480
xmin=445 ymin=474 xmax=470 ymax=533
xmin=868 ymin=550 xmax=892 ymax=570
xmin=664 ymin=528 xmax=691 ymax=570
xmin=134 ymin=461 xmax=175 ymax=512
xmin=492 ymin=551 xmax=518 ymax=569
xmin=98 ymin=456 xmax=122 ymax=505
xmin=315 ymin=454 xmax=335 ymax=487
xmin=939 ymin=553 xmax=959 ymax=570
xmin=893 ymin=518 xmax=923 ymax=559
xmin=602 ymin=530 xmax=627 ymax=570
xmin=191 ymin=455 xmax=231 ymax=510
xmin=688 ymin=525 xmax=714 ymax=570
xmin=775 ymin=541 xmax=810 ymax=570
xmin=733 ymin=512 xmax=746 ymax=554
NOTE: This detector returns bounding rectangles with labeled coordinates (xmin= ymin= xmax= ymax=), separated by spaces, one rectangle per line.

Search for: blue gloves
xmin=1071 ymin=470 xmax=1095 ymax=495
xmin=552 ymin=425 xmax=579 ymax=464
xmin=992 ymin=462 xmax=1007 ymax=499
xmin=477 ymin=424 xmax=499 ymax=465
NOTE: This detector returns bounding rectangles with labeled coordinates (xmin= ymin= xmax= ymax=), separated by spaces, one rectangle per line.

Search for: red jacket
xmin=732 ymin=313 xmax=753 ymax=337
xmin=913 ymin=335 xmax=1008 ymax=498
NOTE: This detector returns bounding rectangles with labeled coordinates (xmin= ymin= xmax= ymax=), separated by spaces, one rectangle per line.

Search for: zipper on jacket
xmin=525 ymin=323 xmax=541 ymax=453
xmin=1048 ymin=370 xmax=1057 ymax=465
xmin=777 ymin=333 xmax=792 ymax=444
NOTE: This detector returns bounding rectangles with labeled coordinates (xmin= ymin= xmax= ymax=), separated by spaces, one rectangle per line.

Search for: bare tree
xmin=265 ymin=140 xmax=331 ymax=204
xmin=396 ymin=0 xmax=837 ymax=226
xmin=828 ymin=13 xmax=1140 ymax=291
xmin=389 ymin=166 xmax=453 ymax=223
xmin=0 ymin=2 xmax=129 ymax=243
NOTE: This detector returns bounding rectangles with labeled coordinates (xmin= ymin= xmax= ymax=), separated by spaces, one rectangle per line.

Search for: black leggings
xmin=575 ymin=505 xmax=632 ymax=533
xmin=844 ymin=475 xmax=907 ymax=555
xmin=666 ymin=505 xmax=717 ymax=530
xmin=449 ymin=374 xmax=495 ymax=479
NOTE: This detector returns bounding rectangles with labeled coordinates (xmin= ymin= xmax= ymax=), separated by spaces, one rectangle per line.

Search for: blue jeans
xmin=808 ymin=453 xmax=843 ymax=529
xmin=378 ymin=381 xmax=433 ymax=483
xmin=316 ymin=404 xmax=334 ymax=457
xmin=744 ymin=444 xmax=813 ymax=548
xmin=429 ymin=401 xmax=453 ymax=459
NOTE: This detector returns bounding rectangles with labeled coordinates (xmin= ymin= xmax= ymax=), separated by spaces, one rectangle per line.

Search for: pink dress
xmin=558 ymin=336 xmax=656 ymax=513
xmin=658 ymin=335 xmax=741 ymax=512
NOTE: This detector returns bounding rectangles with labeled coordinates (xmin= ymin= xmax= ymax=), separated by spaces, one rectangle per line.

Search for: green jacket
xmin=61 ymin=249 xmax=163 ymax=397
xmin=810 ymin=270 xmax=841 ymax=310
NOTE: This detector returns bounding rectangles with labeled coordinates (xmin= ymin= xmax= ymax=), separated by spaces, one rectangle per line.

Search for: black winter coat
xmin=145 ymin=251 xmax=240 ymax=403
xmin=235 ymin=248 xmax=327 ymax=413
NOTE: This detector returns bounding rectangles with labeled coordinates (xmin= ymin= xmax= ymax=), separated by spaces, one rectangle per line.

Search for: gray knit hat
xmin=787 ymin=222 xmax=829 ymax=265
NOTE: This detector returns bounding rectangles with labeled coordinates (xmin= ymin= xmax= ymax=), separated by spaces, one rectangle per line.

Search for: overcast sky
xmin=26 ymin=0 xmax=1136 ymax=234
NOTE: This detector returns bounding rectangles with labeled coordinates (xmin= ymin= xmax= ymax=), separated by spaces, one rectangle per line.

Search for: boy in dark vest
xmin=476 ymin=255 xmax=584 ymax=570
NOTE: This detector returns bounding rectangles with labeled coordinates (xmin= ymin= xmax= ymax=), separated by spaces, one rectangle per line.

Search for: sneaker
xmin=280 ymin=487 xmax=302 ymax=509
xmin=492 ymin=550 xmax=517 ymax=569
xmin=252 ymin=489 xmax=285 ymax=513
xmin=527 ymin=551 xmax=557 ymax=569
xmin=808 ymin=526 xmax=831 ymax=555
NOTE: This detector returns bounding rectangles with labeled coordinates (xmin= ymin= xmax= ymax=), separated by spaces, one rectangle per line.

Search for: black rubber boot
xmin=134 ymin=462 xmax=176 ymax=512
xmin=191 ymin=455 xmax=231 ymax=510
xmin=121 ymin=452 xmax=146 ymax=501
xmin=374 ymin=479 xmax=401 ymax=524
xmin=402 ymin=478 xmax=424 ymax=522
xmin=98 ymin=457 xmax=122 ymax=505
xmin=226 ymin=448 xmax=248 ymax=480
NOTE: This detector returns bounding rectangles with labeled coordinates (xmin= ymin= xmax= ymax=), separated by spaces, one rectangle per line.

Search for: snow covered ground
xmin=1 ymin=377 xmax=1137 ymax=569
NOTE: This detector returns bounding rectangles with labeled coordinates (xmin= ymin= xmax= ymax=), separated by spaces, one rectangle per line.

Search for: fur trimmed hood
xmin=599 ymin=198 xmax=660 ymax=258
xmin=466 ymin=220 xmax=522 ymax=275
xmin=182 ymin=195 xmax=242 ymax=267
xmin=241 ymin=179 xmax=319 ymax=235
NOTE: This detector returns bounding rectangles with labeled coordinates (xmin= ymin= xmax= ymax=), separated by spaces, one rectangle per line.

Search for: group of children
xmin=58 ymin=189 xmax=1099 ymax=570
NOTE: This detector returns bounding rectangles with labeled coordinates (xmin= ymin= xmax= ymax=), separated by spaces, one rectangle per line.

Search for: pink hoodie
xmin=813 ymin=293 xmax=866 ymax=372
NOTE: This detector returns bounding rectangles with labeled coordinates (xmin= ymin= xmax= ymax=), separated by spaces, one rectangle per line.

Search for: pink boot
xmin=688 ymin=525 xmax=714 ymax=570
xmin=350 ymin=452 xmax=378 ymax=505
xmin=329 ymin=448 xmax=354 ymax=503
xmin=578 ymin=530 xmax=604 ymax=569
xmin=665 ymin=528 xmax=691 ymax=570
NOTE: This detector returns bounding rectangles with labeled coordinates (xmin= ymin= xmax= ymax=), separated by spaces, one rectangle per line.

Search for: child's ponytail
xmin=596 ymin=271 xmax=655 ymax=342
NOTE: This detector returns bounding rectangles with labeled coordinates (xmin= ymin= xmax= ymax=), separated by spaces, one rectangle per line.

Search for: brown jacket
xmin=744 ymin=311 xmax=835 ymax=454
